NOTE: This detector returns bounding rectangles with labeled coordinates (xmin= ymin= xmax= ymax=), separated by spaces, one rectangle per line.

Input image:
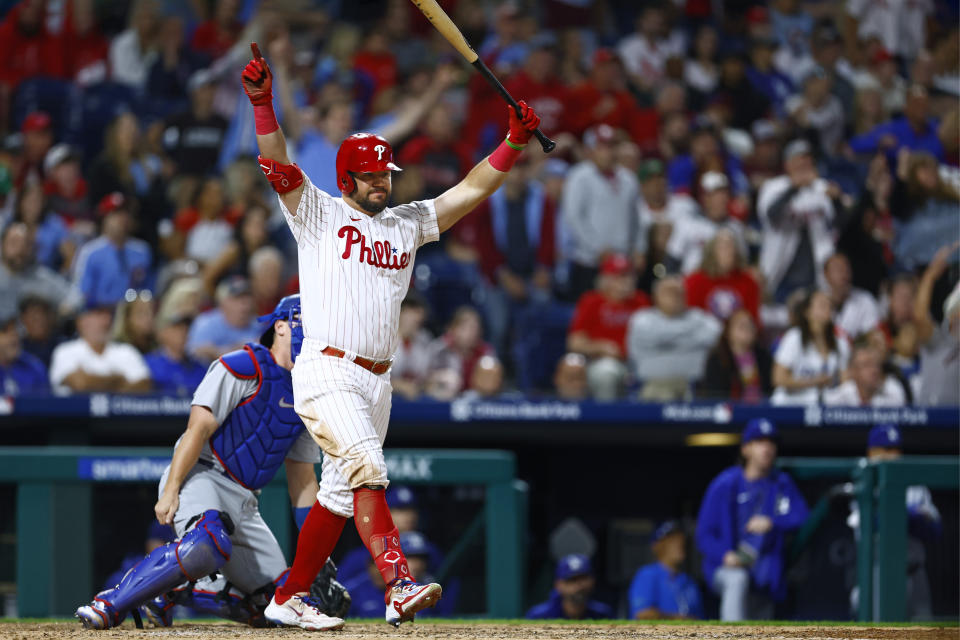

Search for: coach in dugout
xmin=695 ymin=419 xmax=808 ymax=621
xmin=526 ymin=554 xmax=613 ymax=620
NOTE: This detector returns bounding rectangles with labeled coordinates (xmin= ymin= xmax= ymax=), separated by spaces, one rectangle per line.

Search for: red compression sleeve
xmin=487 ymin=137 xmax=525 ymax=172
xmin=354 ymin=488 xmax=411 ymax=586
xmin=254 ymin=102 xmax=279 ymax=136
xmin=274 ymin=502 xmax=347 ymax=602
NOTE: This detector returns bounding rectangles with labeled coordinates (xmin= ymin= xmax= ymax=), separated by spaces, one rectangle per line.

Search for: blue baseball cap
xmin=399 ymin=531 xmax=431 ymax=556
xmin=651 ymin=520 xmax=682 ymax=544
xmin=386 ymin=485 xmax=417 ymax=509
xmin=555 ymin=554 xmax=592 ymax=580
xmin=742 ymin=418 xmax=778 ymax=444
xmin=868 ymin=424 xmax=902 ymax=448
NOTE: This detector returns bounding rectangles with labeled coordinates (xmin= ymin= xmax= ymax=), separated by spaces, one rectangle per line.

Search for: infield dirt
xmin=2 ymin=622 xmax=958 ymax=640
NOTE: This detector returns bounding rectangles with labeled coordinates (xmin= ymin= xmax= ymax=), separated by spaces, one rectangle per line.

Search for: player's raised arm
xmin=242 ymin=42 xmax=305 ymax=214
xmin=434 ymin=101 xmax=541 ymax=233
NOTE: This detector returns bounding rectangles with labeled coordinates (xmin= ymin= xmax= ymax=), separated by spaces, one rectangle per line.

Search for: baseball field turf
xmin=2 ymin=619 xmax=958 ymax=639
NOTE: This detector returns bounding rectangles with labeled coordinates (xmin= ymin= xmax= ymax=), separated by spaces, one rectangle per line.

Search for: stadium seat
xmin=11 ymin=77 xmax=77 ymax=141
xmin=510 ymin=301 xmax=575 ymax=392
xmin=412 ymin=251 xmax=485 ymax=332
xmin=71 ymin=82 xmax=140 ymax=161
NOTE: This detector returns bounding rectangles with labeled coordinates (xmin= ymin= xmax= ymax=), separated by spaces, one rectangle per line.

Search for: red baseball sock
xmin=274 ymin=501 xmax=346 ymax=603
xmin=354 ymin=488 xmax=411 ymax=587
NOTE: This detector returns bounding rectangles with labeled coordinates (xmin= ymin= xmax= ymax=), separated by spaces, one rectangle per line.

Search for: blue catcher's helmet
xmin=258 ymin=294 xmax=303 ymax=362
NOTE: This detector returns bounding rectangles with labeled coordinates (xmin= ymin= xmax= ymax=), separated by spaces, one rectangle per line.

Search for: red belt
xmin=321 ymin=346 xmax=392 ymax=375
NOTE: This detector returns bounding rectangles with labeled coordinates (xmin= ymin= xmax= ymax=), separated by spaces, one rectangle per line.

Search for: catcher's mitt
xmin=309 ymin=558 xmax=352 ymax=619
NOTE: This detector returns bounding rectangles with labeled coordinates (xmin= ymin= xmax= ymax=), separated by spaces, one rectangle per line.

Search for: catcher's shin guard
xmin=90 ymin=511 xmax=232 ymax=622
xmin=155 ymin=580 xmax=277 ymax=627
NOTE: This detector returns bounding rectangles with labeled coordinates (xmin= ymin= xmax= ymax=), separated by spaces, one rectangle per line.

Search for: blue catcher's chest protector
xmin=209 ymin=344 xmax=305 ymax=489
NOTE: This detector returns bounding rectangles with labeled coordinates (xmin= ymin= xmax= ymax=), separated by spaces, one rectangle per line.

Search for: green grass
xmin=3 ymin=617 xmax=957 ymax=627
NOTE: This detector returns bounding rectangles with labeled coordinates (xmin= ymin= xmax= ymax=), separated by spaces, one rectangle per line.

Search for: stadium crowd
xmin=0 ymin=0 xmax=958 ymax=405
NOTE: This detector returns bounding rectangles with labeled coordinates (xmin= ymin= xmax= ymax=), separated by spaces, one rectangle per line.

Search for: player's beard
xmin=356 ymin=188 xmax=389 ymax=214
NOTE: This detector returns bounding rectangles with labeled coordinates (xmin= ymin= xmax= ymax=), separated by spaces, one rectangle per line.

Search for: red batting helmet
xmin=335 ymin=133 xmax=402 ymax=193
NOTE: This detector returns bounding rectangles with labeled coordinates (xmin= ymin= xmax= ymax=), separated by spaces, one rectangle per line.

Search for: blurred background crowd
xmin=0 ymin=0 xmax=958 ymax=405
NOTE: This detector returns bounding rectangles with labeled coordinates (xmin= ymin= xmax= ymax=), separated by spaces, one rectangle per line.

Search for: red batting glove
xmin=506 ymin=100 xmax=540 ymax=146
xmin=241 ymin=42 xmax=273 ymax=106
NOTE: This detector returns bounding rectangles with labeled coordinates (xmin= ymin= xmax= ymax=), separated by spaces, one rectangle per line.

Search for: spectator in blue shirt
xmin=296 ymin=100 xmax=354 ymax=196
xmin=18 ymin=295 xmax=61 ymax=367
xmin=145 ymin=311 xmax=206 ymax=396
xmin=848 ymin=85 xmax=945 ymax=163
xmin=526 ymin=554 xmax=613 ymax=620
xmin=72 ymin=193 xmax=153 ymax=309
xmin=695 ymin=419 xmax=809 ymax=621
xmin=0 ymin=313 xmax=49 ymax=396
xmin=668 ymin=125 xmax=749 ymax=197
xmin=628 ymin=521 xmax=703 ymax=620
xmin=746 ymin=36 xmax=794 ymax=119
xmin=186 ymin=276 xmax=261 ymax=363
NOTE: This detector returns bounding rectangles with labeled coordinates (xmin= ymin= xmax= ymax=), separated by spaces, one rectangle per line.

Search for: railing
xmin=779 ymin=456 xmax=960 ymax=621
xmin=2 ymin=394 xmax=956 ymax=427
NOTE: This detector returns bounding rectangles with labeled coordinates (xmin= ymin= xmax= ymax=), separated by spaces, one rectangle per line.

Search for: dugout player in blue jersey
xmin=526 ymin=554 xmax=613 ymax=620
xmin=628 ymin=521 xmax=703 ymax=620
xmin=695 ymin=419 xmax=808 ymax=621
xmin=76 ymin=295 xmax=349 ymax=631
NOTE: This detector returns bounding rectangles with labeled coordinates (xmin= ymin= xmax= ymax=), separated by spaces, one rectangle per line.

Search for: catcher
xmin=76 ymin=295 xmax=349 ymax=630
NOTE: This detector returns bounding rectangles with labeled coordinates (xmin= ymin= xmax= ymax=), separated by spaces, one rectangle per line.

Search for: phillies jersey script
xmin=281 ymin=175 xmax=439 ymax=361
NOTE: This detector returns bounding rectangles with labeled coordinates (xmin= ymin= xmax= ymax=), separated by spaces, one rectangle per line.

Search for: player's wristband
xmin=253 ymin=101 xmax=279 ymax=136
xmin=488 ymin=136 xmax=526 ymax=172
xmin=293 ymin=506 xmax=310 ymax=530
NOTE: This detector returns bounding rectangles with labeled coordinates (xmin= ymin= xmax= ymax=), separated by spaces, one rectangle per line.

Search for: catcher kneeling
xmin=76 ymin=295 xmax=349 ymax=631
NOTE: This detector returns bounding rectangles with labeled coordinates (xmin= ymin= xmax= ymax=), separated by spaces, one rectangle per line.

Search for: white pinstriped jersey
xmin=280 ymin=175 xmax=439 ymax=361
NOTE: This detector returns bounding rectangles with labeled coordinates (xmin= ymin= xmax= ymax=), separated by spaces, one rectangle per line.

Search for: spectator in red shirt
xmin=399 ymin=103 xmax=474 ymax=198
xmin=190 ymin=0 xmax=243 ymax=61
xmin=568 ymin=254 xmax=651 ymax=400
xmin=566 ymin=49 xmax=639 ymax=138
xmin=0 ymin=0 xmax=64 ymax=93
xmin=17 ymin=112 xmax=54 ymax=189
xmin=63 ymin=0 xmax=109 ymax=85
xmin=352 ymin=28 xmax=398 ymax=102
xmin=685 ymin=228 xmax=760 ymax=323
xmin=504 ymin=34 xmax=567 ymax=136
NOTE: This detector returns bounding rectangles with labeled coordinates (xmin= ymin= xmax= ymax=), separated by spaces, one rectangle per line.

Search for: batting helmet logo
xmin=335 ymin=133 xmax=402 ymax=193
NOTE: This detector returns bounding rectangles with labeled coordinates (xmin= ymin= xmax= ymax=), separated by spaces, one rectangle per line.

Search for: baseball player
xmin=75 ymin=295 xmax=349 ymax=631
xmin=240 ymin=42 xmax=540 ymax=628
xmin=847 ymin=424 xmax=941 ymax=620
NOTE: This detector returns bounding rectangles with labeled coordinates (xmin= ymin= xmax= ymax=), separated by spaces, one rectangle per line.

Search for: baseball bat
xmin=408 ymin=0 xmax=556 ymax=153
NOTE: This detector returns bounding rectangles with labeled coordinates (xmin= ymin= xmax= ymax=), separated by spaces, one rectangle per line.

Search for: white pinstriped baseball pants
xmin=292 ymin=338 xmax=392 ymax=518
